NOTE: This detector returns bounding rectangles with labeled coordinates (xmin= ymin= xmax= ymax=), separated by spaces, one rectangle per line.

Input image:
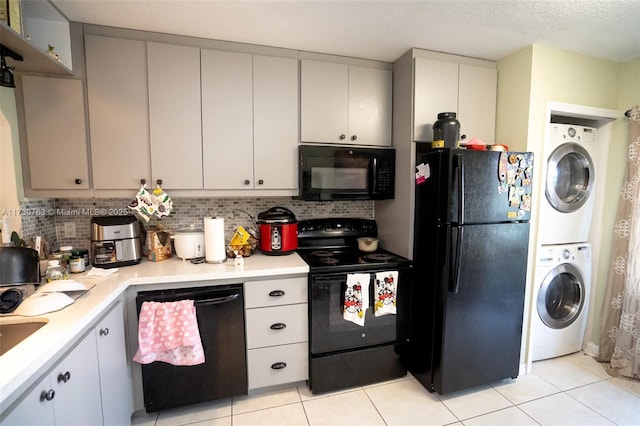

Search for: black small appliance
xmin=298 ymin=145 xmax=395 ymax=200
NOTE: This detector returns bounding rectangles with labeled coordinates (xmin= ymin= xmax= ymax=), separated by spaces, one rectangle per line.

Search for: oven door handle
xmin=194 ymin=293 xmax=240 ymax=306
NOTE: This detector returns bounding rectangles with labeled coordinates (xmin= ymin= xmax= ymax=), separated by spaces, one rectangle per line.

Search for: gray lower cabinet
xmin=95 ymin=301 xmax=133 ymax=425
xmin=2 ymin=301 xmax=132 ymax=426
xmin=244 ymin=277 xmax=309 ymax=390
xmin=2 ymin=327 xmax=102 ymax=426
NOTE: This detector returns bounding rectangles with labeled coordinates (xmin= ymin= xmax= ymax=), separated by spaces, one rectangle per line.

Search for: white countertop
xmin=0 ymin=252 xmax=309 ymax=414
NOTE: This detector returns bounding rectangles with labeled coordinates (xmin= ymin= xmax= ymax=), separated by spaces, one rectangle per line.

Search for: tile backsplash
xmin=19 ymin=197 xmax=373 ymax=252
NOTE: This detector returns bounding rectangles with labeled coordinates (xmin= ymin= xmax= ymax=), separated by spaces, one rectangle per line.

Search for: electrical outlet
xmin=64 ymin=222 xmax=76 ymax=238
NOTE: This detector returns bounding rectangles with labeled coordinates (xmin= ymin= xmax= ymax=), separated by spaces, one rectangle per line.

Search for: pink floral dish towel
xmin=344 ymin=273 xmax=370 ymax=326
xmin=133 ymin=300 xmax=205 ymax=366
xmin=374 ymin=271 xmax=398 ymax=317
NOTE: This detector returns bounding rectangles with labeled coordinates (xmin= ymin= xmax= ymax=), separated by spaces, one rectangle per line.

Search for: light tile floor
xmin=131 ymin=352 xmax=640 ymax=426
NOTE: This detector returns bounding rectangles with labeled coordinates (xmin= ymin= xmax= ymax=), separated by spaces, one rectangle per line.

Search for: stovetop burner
xmin=363 ymin=253 xmax=394 ymax=262
xmin=311 ymin=250 xmax=335 ymax=258
xmin=318 ymin=257 xmax=340 ymax=265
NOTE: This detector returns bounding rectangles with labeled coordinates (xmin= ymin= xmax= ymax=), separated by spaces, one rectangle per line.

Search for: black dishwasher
xmin=136 ymin=284 xmax=247 ymax=412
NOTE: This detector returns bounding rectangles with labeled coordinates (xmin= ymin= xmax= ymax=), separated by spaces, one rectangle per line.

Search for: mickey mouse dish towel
xmin=374 ymin=271 xmax=398 ymax=317
xmin=343 ymin=273 xmax=370 ymax=326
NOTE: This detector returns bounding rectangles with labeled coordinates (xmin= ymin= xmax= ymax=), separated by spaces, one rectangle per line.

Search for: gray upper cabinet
xmin=202 ymin=51 xmax=298 ymax=191
xmin=147 ymin=42 xmax=203 ymax=190
xmin=301 ymin=59 xmax=391 ymax=146
xmin=413 ymin=58 xmax=459 ymax=142
xmin=413 ymin=57 xmax=497 ymax=144
xmin=457 ymin=64 xmax=497 ymax=145
xmin=201 ymin=49 xmax=254 ymax=189
xmin=301 ymin=60 xmax=349 ymax=144
xmin=347 ymin=65 xmax=392 ymax=146
xmin=21 ymin=75 xmax=89 ymax=190
xmin=85 ymin=35 xmax=151 ymax=190
xmin=252 ymin=55 xmax=298 ymax=190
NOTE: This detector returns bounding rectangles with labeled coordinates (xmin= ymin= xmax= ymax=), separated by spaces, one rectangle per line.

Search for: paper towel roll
xmin=204 ymin=217 xmax=226 ymax=263
xmin=0 ymin=218 xmax=11 ymax=244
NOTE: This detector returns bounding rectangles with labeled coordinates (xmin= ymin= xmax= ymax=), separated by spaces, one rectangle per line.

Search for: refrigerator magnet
xmin=416 ymin=163 xmax=430 ymax=185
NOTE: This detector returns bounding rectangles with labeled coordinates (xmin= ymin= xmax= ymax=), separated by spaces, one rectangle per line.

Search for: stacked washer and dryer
xmin=532 ymin=123 xmax=596 ymax=361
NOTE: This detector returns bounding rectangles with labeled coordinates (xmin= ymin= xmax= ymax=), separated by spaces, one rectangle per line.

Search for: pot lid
xmin=258 ymin=206 xmax=297 ymax=223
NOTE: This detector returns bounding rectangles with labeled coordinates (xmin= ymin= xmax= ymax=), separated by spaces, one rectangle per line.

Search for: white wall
xmin=0 ymin=86 xmax=24 ymax=241
xmin=593 ymin=58 xmax=640 ymax=350
xmin=497 ymin=45 xmax=624 ymax=368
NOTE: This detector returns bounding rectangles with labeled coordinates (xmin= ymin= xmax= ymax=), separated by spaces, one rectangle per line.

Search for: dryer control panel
xmin=538 ymin=243 xmax=591 ymax=265
xmin=550 ymin=123 xmax=598 ymax=145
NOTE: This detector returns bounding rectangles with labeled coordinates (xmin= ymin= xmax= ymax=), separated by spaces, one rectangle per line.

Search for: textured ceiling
xmin=52 ymin=0 xmax=640 ymax=63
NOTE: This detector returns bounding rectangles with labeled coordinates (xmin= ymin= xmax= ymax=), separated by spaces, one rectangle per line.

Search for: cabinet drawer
xmin=247 ymin=342 xmax=308 ymax=389
xmin=244 ymin=277 xmax=307 ymax=308
xmin=246 ymin=304 xmax=308 ymax=349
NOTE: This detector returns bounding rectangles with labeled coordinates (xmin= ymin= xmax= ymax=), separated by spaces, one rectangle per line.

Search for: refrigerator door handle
xmin=453 ymin=153 xmax=465 ymax=224
xmin=449 ymin=227 xmax=463 ymax=294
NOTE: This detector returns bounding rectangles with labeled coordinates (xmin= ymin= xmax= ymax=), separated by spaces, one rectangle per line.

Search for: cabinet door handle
xmin=270 ymin=323 xmax=286 ymax=330
xmin=271 ymin=362 xmax=287 ymax=370
xmin=258 ymin=179 xmax=264 ymax=185
xmin=74 ymin=178 xmax=82 ymax=185
xmin=339 ymin=134 xmax=346 ymax=140
xmin=57 ymin=371 xmax=71 ymax=383
xmin=268 ymin=290 xmax=285 ymax=297
xmin=40 ymin=389 xmax=55 ymax=401
xmin=244 ymin=179 xmax=251 ymax=185
xmin=351 ymin=135 xmax=357 ymax=141
xmin=99 ymin=328 xmax=109 ymax=336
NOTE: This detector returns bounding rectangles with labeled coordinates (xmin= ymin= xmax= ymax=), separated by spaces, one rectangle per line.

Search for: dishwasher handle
xmin=194 ymin=293 xmax=240 ymax=307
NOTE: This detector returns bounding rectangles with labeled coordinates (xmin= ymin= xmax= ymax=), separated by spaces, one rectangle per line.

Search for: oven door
xmin=309 ymin=267 xmax=410 ymax=355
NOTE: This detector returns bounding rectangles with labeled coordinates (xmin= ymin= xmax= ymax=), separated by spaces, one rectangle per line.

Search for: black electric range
xmin=297 ymin=218 xmax=413 ymax=394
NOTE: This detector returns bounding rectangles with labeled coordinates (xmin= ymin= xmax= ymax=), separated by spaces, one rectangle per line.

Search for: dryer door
xmin=545 ymin=143 xmax=594 ymax=213
xmin=537 ymin=263 xmax=585 ymax=329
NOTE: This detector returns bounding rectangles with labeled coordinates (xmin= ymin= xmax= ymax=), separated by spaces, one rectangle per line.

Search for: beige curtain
xmin=599 ymin=105 xmax=640 ymax=380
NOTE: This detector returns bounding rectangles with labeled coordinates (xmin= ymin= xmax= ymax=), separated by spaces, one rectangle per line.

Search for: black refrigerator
xmin=407 ymin=146 xmax=534 ymax=395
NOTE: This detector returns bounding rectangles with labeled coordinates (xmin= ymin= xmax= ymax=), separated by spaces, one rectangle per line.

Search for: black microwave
xmin=299 ymin=145 xmax=395 ymax=201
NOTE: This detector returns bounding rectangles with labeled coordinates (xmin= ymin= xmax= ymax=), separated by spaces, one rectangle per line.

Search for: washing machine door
xmin=545 ymin=143 xmax=594 ymax=213
xmin=537 ymin=263 xmax=585 ymax=329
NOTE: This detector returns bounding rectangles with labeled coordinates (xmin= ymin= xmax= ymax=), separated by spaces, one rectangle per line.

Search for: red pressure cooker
xmin=257 ymin=207 xmax=298 ymax=255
